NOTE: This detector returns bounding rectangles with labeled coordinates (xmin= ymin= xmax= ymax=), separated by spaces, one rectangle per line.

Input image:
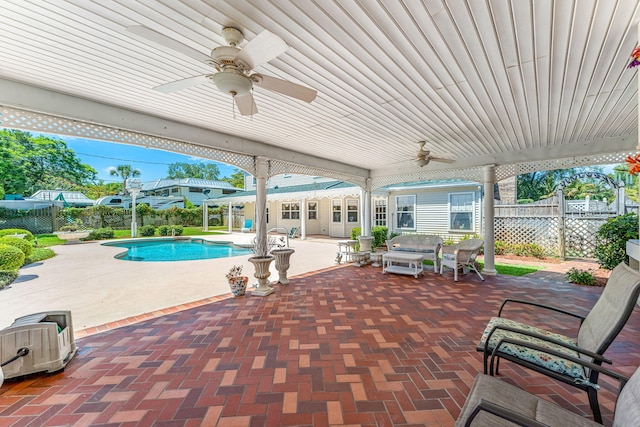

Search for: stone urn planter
xmin=249 ymin=255 xmax=275 ymax=296
xmin=271 ymin=248 xmax=295 ymax=285
xmin=55 ymin=231 xmax=91 ymax=244
xmin=226 ymin=265 xmax=248 ymax=297
xmin=357 ymin=235 xmax=374 ymax=253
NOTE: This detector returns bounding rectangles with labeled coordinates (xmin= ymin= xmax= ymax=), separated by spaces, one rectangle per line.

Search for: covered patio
xmin=2 ymin=2 xmax=640 ymax=426
xmin=1 ymin=266 xmax=638 ymax=426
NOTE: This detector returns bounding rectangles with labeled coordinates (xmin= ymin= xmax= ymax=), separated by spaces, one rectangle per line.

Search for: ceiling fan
xmin=127 ymin=25 xmax=317 ymax=116
xmin=414 ymin=141 xmax=455 ymax=167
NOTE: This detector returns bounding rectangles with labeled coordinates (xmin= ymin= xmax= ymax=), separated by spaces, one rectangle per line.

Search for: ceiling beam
xmin=0 ymin=78 xmax=369 ymax=179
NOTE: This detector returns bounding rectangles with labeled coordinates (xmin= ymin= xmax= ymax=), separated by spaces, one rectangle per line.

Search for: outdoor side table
xmin=336 ymin=240 xmax=358 ymax=263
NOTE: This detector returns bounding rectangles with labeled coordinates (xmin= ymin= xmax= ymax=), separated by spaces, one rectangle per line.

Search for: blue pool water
xmin=103 ymin=238 xmax=252 ymax=262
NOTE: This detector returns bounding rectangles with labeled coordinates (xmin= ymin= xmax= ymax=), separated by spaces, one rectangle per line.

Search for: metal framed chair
xmin=440 ymin=238 xmax=484 ymax=281
xmin=456 ymin=364 xmax=637 ymax=426
xmin=476 ymin=262 xmax=640 ymax=423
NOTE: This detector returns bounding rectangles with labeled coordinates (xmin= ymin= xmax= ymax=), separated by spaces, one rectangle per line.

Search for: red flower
xmin=626 ymin=153 xmax=640 ymax=175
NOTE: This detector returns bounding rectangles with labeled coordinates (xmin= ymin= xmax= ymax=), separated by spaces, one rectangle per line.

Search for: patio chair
xmin=440 ymin=238 xmax=484 ymax=281
xmin=241 ymin=219 xmax=253 ymax=233
xmin=456 ymin=364 xmax=637 ymax=426
xmin=477 ymin=262 xmax=640 ymax=424
xmin=289 ymin=227 xmax=300 ymax=239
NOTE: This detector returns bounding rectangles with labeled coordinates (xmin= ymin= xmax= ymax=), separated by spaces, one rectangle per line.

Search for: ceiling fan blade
xmin=430 ymin=157 xmax=455 ymax=164
xmin=252 ymin=74 xmax=317 ymax=102
xmin=235 ymin=30 xmax=288 ymax=70
xmin=127 ymin=25 xmax=211 ymax=63
xmin=235 ymin=92 xmax=258 ymax=116
xmin=153 ymin=75 xmax=210 ymax=93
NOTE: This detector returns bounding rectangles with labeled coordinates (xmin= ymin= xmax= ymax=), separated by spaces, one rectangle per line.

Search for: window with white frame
xmin=308 ymin=201 xmax=318 ymax=220
xmin=395 ymin=195 xmax=416 ymax=230
xmin=347 ymin=199 xmax=359 ymax=223
xmin=281 ymin=202 xmax=300 ymax=220
xmin=449 ymin=192 xmax=474 ymax=231
xmin=332 ymin=200 xmax=342 ymax=223
xmin=374 ymin=199 xmax=387 ymax=226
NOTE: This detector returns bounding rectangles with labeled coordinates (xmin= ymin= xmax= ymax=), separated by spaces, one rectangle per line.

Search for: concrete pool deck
xmin=0 ymin=233 xmax=343 ymax=334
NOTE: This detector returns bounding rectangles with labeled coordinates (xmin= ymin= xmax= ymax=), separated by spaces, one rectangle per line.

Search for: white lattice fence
xmin=495 ymin=217 xmax=560 ymax=256
xmin=564 ymin=217 xmax=610 ymax=258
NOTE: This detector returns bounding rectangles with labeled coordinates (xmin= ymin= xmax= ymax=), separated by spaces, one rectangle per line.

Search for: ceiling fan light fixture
xmin=416 ymin=158 xmax=430 ymax=167
xmin=212 ymin=70 xmax=252 ymax=96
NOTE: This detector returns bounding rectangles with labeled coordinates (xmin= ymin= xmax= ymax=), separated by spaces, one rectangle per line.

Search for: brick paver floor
xmin=0 ymin=263 xmax=637 ymax=426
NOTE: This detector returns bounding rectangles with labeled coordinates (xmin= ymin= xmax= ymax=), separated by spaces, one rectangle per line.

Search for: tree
xmin=221 ymin=169 xmax=245 ymax=189
xmin=0 ymin=129 xmax=96 ymax=196
xmin=517 ymin=166 xmax=614 ymax=202
xmin=517 ymin=169 xmax=575 ymax=202
xmin=109 ymin=164 xmax=141 ymax=194
xmin=166 ymin=162 xmax=220 ymax=180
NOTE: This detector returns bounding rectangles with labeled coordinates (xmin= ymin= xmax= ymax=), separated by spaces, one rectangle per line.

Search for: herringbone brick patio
xmin=0 ymin=264 xmax=638 ymax=426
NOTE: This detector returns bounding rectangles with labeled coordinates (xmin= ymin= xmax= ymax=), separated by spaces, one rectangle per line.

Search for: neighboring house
xmin=27 ymin=190 xmax=95 ymax=207
xmin=141 ymin=178 xmax=242 ymax=206
xmin=208 ymin=174 xmax=489 ymax=239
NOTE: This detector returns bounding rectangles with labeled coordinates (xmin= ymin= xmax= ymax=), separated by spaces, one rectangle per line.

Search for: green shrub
xmin=371 ymin=226 xmax=388 ymax=248
xmin=494 ymin=240 xmax=508 ymax=255
xmin=0 ymin=270 xmax=18 ymax=290
xmin=25 ymin=247 xmax=55 ymax=264
xmin=140 ymin=225 xmax=156 ymax=237
xmin=0 ymin=236 xmax=33 ymax=258
xmin=0 ymin=244 xmax=25 ymax=271
xmin=350 ymin=227 xmax=361 ymax=240
xmin=594 ymin=213 xmax=638 ymax=270
xmin=0 ymin=228 xmax=34 ymax=241
xmin=565 ymin=268 xmax=599 ymax=286
xmin=509 ymin=243 xmax=545 ymax=259
xmin=158 ymin=225 xmax=184 ymax=236
xmin=88 ymin=228 xmax=115 ymax=240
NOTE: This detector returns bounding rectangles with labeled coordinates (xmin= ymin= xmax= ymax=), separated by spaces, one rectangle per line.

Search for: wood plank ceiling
xmin=0 ymin=0 xmax=638 ymax=181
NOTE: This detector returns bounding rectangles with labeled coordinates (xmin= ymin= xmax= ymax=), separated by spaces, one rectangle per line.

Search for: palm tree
xmin=109 ymin=164 xmax=141 ymax=195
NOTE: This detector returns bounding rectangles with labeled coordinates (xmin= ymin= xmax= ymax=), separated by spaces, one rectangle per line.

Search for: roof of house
xmin=207 ymin=179 xmax=478 ymax=204
xmin=28 ymin=190 xmax=94 ymax=203
xmin=142 ymin=178 xmax=241 ymax=191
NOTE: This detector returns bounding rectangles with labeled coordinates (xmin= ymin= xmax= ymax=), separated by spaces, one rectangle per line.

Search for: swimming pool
xmin=102 ymin=238 xmax=252 ymax=262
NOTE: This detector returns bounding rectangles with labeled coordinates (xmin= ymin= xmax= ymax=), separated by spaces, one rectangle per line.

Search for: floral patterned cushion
xmin=478 ymin=317 xmax=587 ymax=381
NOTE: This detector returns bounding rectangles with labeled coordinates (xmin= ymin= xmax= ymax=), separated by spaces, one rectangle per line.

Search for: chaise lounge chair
xmin=241 ymin=219 xmax=253 ymax=233
xmin=476 ymin=262 xmax=640 ymax=423
xmin=456 ymin=364 xmax=637 ymax=426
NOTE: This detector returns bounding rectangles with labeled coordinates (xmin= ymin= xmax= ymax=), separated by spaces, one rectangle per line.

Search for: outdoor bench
xmin=383 ymin=234 xmax=443 ymax=275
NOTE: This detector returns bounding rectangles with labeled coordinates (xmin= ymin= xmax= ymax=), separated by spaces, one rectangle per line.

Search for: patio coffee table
xmin=382 ymin=252 xmax=424 ymax=278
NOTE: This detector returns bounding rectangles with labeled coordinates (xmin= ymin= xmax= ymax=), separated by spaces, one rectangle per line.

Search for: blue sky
xmin=45 ymin=135 xmax=238 ymax=183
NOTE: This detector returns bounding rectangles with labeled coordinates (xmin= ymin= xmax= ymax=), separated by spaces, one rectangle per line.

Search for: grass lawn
xmin=423 ymin=259 xmax=544 ymax=277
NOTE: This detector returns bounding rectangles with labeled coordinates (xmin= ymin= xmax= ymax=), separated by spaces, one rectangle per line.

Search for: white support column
xmin=203 ymin=203 xmax=208 ymax=231
xmin=483 ymin=165 xmax=497 ymax=276
xmin=255 ymin=157 xmax=269 ymax=252
xmin=300 ymin=197 xmax=307 ymax=239
xmin=362 ymin=178 xmax=372 ymax=237
xmin=228 ymin=203 xmax=233 ymax=233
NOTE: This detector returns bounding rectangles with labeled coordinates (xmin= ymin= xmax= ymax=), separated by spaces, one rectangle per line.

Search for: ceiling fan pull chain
xmin=232 ymin=96 xmax=236 ymax=120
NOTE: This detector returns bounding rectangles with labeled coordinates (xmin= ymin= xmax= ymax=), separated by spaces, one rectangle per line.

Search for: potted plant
xmin=56 ymin=220 xmax=91 ymax=243
xmin=270 ymin=237 xmax=295 ymax=285
xmin=226 ymin=265 xmax=248 ymax=297
xmin=248 ymin=236 xmax=275 ymax=296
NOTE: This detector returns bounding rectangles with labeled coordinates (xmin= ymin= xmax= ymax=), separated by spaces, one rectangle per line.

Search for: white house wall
xmin=388 ymin=185 xmax=482 ymax=240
